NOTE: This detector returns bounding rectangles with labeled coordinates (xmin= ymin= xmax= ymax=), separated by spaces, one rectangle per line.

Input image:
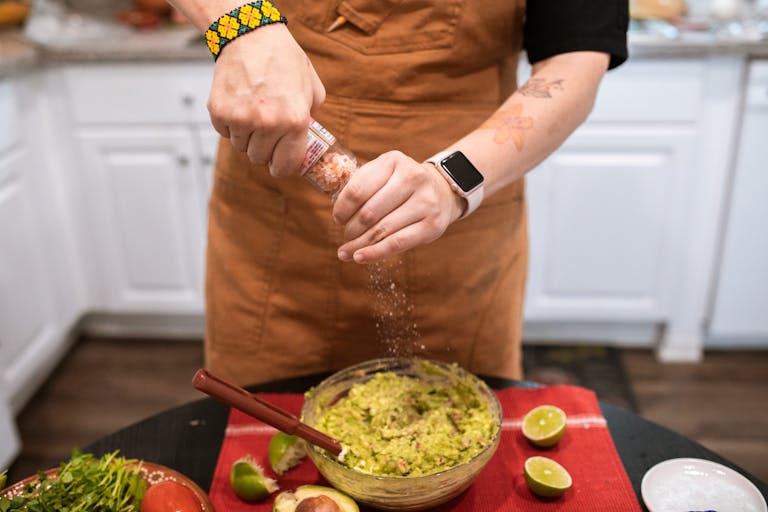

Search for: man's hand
xmin=333 ymin=151 xmax=466 ymax=264
xmin=207 ymin=24 xmax=325 ymax=176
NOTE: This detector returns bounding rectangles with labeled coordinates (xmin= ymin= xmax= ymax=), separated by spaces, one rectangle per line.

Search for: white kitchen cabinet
xmin=524 ymin=59 xmax=704 ymax=322
xmin=76 ymin=129 xmax=206 ymax=312
xmin=709 ymin=60 xmax=768 ymax=344
xmin=193 ymin=124 xmax=221 ymax=225
xmin=63 ymin=63 xmax=217 ymax=314
xmin=0 ymin=74 xmax=83 ymax=463
xmin=0 ymin=97 xmax=39 ymax=465
xmin=58 ymin=57 xmax=749 ymax=358
xmin=525 ymin=126 xmax=695 ymax=321
xmin=524 ymin=56 xmax=746 ymax=359
xmin=0 ymin=150 xmax=56 ymax=375
xmin=0 ymin=73 xmax=82 ymax=390
xmin=0 ymin=63 xmax=219 ymax=461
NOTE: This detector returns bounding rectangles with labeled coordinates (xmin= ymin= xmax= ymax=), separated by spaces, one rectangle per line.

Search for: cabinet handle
xmin=181 ymin=94 xmax=195 ymax=107
xmin=178 ymin=155 xmax=190 ymax=167
xmin=201 ymin=155 xmax=213 ymax=166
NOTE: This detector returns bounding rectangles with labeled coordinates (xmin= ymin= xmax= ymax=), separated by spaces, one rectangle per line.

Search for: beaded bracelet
xmin=205 ymin=1 xmax=287 ymax=60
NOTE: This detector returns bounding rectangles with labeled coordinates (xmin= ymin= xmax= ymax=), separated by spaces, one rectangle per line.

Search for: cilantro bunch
xmin=0 ymin=450 xmax=146 ymax=512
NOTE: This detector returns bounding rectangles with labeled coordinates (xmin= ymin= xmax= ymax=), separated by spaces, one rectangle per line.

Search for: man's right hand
xmin=206 ymin=23 xmax=325 ymax=177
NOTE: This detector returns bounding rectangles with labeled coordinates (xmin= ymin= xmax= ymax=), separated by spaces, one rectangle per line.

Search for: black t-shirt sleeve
xmin=523 ymin=0 xmax=629 ymax=70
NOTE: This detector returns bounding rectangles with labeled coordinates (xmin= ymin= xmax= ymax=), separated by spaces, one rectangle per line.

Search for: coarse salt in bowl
xmin=300 ymin=358 xmax=503 ymax=511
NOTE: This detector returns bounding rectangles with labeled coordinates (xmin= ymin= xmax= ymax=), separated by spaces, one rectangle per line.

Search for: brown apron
xmin=205 ymin=0 xmax=529 ymax=386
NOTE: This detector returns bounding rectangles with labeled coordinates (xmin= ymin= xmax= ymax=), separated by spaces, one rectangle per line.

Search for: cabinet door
xmin=192 ymin=125 xmax=220 ymax=221
xmin=0 ymin=391 xmax=19 ymax=468
xmin=190 ymin=125 xmax=220 ymax=264
xmin=77 ymin=129 xmax=205 ymax=312
xmin=524 ymin=126 xmax=695 ymax=321
xmin=709 ymin=62 xmax=768 ymax=341
xmin=0 ymin=78 xmax=62 ymax=407
xmin=0 ymin=151 xmax=59 ymax=387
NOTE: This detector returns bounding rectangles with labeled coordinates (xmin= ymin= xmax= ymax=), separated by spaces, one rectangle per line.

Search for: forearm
xmin=448 ymin=51 xmax=610 ymax=198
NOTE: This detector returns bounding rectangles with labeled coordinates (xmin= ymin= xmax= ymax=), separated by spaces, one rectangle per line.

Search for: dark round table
xmin=85 ymin=374 xmax=768 ymax=511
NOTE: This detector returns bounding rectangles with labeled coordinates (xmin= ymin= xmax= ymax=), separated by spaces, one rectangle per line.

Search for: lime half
xmin=521 ymin=404 xmax=567 ymax=447
xmin=268 ymin=432 xmax=307 ymax=475
xmin=523 ymin=456 xmax=572 ymax=499
xmin=230 ymin=455 xmax=279 ymax=502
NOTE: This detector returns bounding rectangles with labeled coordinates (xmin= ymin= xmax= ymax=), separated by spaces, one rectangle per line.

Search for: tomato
xmin=141 ymin=480 xmax=200 ymax=512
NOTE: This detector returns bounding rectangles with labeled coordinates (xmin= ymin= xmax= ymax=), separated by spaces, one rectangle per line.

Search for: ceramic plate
xmin=641 ymin=458 xmax=767 ymax=512
xmin=1 ymin=461 xmax=214 ymax=511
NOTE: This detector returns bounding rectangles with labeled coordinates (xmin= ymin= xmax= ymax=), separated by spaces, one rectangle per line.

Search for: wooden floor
xmin=6 ymin=337 xmax=204 ymax=483
xmin=5 ymin=337 xmax=768 ymax=486
xmin=622 ymin=348 xmax=768 ymax=483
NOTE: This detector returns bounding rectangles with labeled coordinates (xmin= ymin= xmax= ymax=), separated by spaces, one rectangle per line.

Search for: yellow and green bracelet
xmin=205 ymin=1 xmax=287 ymax=60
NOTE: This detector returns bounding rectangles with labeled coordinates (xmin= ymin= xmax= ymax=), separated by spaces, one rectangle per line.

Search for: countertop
xmin=2 ymin=23 xmax=768 ymax=78
xmin=629 ymin=29 xmax=768 ymax=57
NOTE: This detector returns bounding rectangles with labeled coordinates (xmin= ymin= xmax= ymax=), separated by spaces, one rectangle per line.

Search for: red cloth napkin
xmin=208 ymin=385 xmax=642 ymax=511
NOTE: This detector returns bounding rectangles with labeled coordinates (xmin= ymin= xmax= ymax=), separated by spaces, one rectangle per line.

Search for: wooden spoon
xmin=192 ymin=369 xmax=343 ymax=456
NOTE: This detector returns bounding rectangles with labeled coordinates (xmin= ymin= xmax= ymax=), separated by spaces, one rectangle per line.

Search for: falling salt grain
xmin=367 ymin=260 xmax=422 ymax=357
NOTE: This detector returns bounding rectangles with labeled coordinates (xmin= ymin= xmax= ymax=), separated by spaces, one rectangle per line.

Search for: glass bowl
xmin=301 ymin=358 xmax=502 ymax=511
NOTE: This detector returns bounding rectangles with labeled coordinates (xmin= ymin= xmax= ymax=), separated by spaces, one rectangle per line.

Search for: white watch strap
xmin=426 ymin=151 xmax=484 ymax=220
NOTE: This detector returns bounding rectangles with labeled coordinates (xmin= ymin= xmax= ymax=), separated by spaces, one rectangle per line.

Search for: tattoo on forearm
xmin=518 ymin=78 xmax=564 ymax=98
xmin=480 ymin=103 xmax=533 ymax=150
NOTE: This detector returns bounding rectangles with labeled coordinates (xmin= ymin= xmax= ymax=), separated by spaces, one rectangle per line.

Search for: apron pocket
xmin=336 ymin=0 xmax=403 ymax=34
xmin=297 ymin=0 xmax=463 ymax=55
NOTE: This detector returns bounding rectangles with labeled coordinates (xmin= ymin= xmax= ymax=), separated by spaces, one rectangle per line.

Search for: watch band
xmin=425 ymin=150 xmax=484 ymax=220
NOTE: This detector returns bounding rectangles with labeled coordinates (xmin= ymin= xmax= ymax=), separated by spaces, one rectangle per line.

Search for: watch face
xmin=440 ymin=151 xmax=484 ymax=193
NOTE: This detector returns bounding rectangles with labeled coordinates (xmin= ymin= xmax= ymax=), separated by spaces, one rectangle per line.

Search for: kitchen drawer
xmin=64 ymin=63 xmax=214 ymax=124
xmin=518 ymin=57 xmax=708 ymax=123
xmin=588 ymin=59 xmax=706 ymax=123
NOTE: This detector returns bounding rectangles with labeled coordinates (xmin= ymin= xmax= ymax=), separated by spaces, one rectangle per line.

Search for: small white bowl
xmin=641 ymin=457 xmax=767 ymax=512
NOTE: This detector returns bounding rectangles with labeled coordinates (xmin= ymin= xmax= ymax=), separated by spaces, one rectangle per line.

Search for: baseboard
xmin=523 ymin=321 xmax=659 ymax=347
xmin=705 ymin=336 xmax=768 ymax=349
xmin=6 ymin=325 xmax=80 ymax=415
xmin=80 ymin=315 xmax=659 ymax=346
xmin=79 ymin=312 xmax=205 ymax=339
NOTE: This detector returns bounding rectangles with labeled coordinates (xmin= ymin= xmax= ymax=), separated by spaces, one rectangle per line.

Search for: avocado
xmin=272 ymin=485 xmax=359 ymax=512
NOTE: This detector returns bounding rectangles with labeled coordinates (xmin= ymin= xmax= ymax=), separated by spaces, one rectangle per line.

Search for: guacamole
xmin=313 ymin=366 xmax=499 ymax=477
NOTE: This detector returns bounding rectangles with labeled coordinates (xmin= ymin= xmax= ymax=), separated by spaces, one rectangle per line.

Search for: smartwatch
xmin=425 ymin=150 xmax=484 ymax=219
